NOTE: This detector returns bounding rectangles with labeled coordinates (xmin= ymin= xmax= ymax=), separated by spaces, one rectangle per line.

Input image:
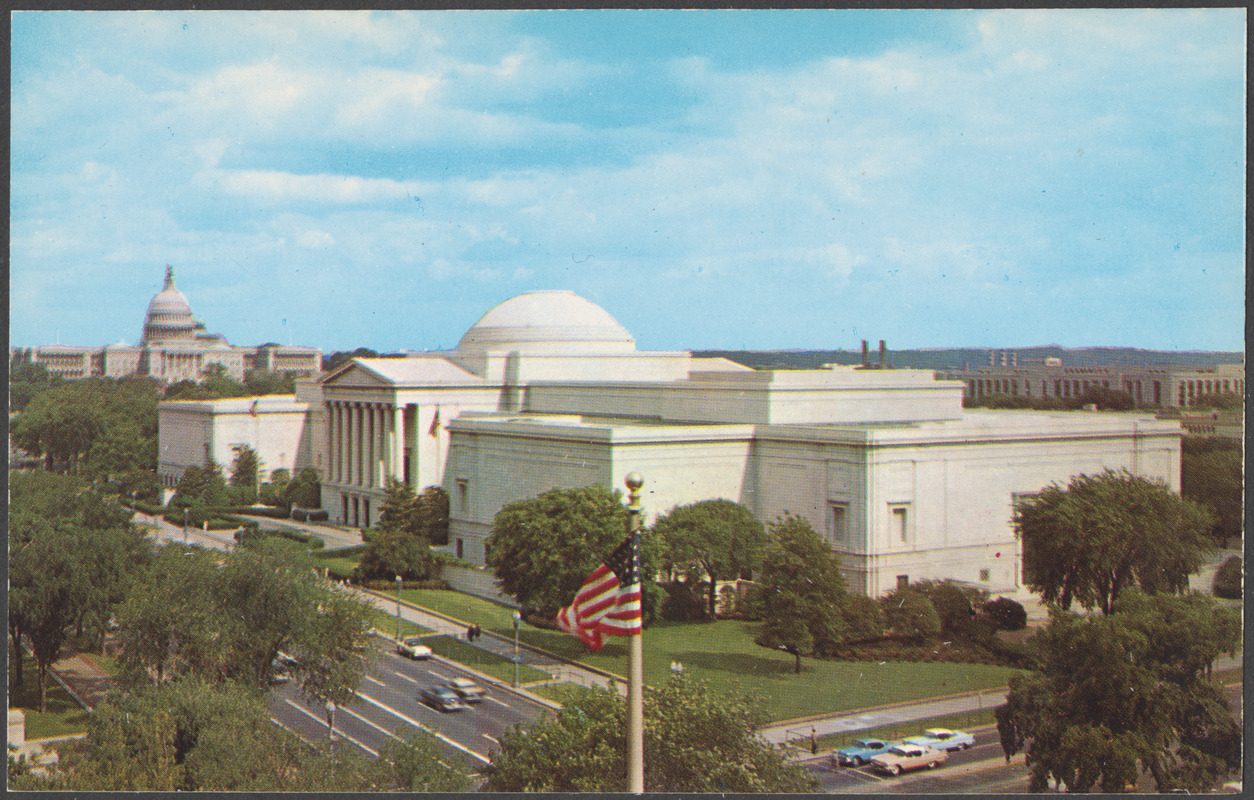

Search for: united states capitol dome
xmin=142 ymin=265 xmax=204 ymax=343
xmin=455 ymin=290 xmax=636 ymax=355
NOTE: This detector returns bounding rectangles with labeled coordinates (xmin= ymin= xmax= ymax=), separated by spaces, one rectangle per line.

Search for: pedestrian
xmin=810 ymin=727 xmax=818 ymax=755
xmin=466 ymin=625 xmax=474 ymax=641
xmin=473 ymin=624 xmax=481 ymax=641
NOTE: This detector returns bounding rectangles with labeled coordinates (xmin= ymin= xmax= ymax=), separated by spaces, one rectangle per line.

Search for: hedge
xmin=220 ymin=505 xmax=290 ymax=519
xmin=130 ymin=500 xmax=167 ymax=516
xmin=361 ymin=578 xmax=450 ymax=591
xmin=1213 ymin=556 xmax=1242 ymax=599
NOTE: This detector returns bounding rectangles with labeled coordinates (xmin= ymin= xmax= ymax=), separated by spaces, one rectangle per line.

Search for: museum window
xmin=456 ymin=479 xmax=469 ymax=513
xmin=979 ymin=568 xmax=990 ymax=582
xmin=829 ymin=503 xmax=850 ymax=548
xmin=890 ymin=505 xmax=909 ymax=543
xmin=896 ymin=575 xmax=910 ymax=592
xmin=456 ymin=538 xmax=464 ymax=559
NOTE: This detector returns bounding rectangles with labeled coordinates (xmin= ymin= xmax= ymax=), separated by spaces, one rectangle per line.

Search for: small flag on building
xmin=428 ymin=408 xmax=441 ymax=437
xmin=555 ymin=535 xmax=642 ymax=650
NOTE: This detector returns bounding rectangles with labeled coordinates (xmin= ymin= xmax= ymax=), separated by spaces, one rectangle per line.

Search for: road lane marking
xmin=481 ymin=734 xmax=499 ymax=745
xmin=486 ymin=696 xmax=510 ymax=709
xmin=284 ymin=702 xmax=376 ymax=757
xmin=392 ymin=671 xmax=418 ymax=684
xmin=427 ymin=669 xmax=448 ymax=681
xmin=354 ymin=691 xmax=491 ymax=764
xmin=365 ymin=675 xmax=386 ymax=687
xmin=339 ymin=704 xmax=404 ymax=742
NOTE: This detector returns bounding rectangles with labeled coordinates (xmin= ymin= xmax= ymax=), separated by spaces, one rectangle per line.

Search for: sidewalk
xmin=48 ymin=650 xmax=116 ymax=711
xmin=760 ymin=651 xmax=1242 ymax=749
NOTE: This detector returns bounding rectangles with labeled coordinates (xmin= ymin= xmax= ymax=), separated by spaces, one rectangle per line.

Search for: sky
xmin=10 ymin=9 xmax=1246 ymax=354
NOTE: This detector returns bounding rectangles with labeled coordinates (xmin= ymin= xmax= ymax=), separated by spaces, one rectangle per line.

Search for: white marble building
xmin=297 ymin=290 xmax=1183 ymax=598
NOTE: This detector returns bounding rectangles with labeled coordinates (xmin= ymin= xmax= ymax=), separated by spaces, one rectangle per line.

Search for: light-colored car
xmin=832 ymin=739 xmax=894 ymax=767
xmin=396 ymin=636 xmax=433 ymax=660
xmin=445 ymin=676 xmax=486 ymax=703
xmin=903 ymin=727 xmax=975 ymax=752
xmin=869 ymin=744 xmax=947 ymax=776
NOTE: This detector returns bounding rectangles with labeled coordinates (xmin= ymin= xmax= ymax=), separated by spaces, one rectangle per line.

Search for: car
xmin=420 ymin=686 xmax=468 ymax=712
xmin=869 ymin=744 xmax=947 ymax=776
xmin=396 ymin=636 xmax=433 ymax=660
xmin=903 ymin=727 xmax=976 ymax=752
xmin=832 ymin=738 xmax=894 ymax=767
xmin=444 ymin=676 xmax=486 ymax=703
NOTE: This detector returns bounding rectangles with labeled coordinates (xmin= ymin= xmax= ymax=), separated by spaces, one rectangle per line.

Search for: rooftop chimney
xmin=879 ymin=340 xmax=886 ymax=369
xmin=861 ymin=340 xmax=869 ymax=367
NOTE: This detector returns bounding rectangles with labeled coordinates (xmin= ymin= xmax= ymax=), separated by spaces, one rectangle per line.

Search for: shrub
xmin=841 ymin=594 xmax=885 ymax=642
xmin=1213 ymin=556 xmax=1242 ymax=599
xmin=911 ymin=580 xmax=981 ymax=634
xmin=880 ymin=589 xmax=941 ymax=641
xmin=660 ymin=581 xmax=709 ymax=622
xmin=983 ymin=596 xmax=1028 ymax=631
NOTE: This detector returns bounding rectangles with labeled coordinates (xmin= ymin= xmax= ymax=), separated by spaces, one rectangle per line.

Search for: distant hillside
xmin=694 ymin=346 xmax=1245 ymax=372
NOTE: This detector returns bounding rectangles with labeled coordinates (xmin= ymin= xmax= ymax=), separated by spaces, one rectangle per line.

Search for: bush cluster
xmin=1212 ymin=556 xmax=1242 ymax=599
xmin=982 ymin=596 xmax=1028 ymax=631
xmin=659 ymin=581 xmax=710 ymax=622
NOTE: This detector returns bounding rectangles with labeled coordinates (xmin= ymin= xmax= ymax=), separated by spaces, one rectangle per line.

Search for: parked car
xmin=869 ymin=744 xmax=947 ymax=776
xmin=832 ymin=738 xmax=894 ymax=767
xmin=420 ymin=686 xmax=468 ymax=712
xmin=903 ymin=727 xmax=975 ymax=752
xmin=270 ymin=652 xmax=298 ymax=685
xmin=445 ymin=677 xmax=486 ymax=703
xmin=397 ymin=636 xmax=433 ymax=660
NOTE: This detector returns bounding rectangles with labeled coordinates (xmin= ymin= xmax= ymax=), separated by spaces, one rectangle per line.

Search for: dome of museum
xmin=142 ymin=265 xmax=199 ymax=343
xmin=456 ymin=291 xmax=636 ymax=355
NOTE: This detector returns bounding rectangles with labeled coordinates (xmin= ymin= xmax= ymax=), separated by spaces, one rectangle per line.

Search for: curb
xmin=766 ymin=685 xmax=1010 ymax=733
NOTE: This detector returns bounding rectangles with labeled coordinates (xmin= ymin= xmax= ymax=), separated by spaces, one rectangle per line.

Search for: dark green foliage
xmin=172 ymin=463 xmax=231 ymax=508
xmin=1015 ymin=469 xmax=1215 ymax=614
xmin=8 ymin=351 xmax=60 ymax=413
xmin=1189 ymin=392 xmax=1242 ymax=410
xmin=11 ymin=376 xmax=158 ymax=475
xmin=483 ymin=678 xmax=817 ymax=792
xmin=910 ymin=579 xmax=984 ymax=634
xmin=242 ymin=369 xmax=296 ymax=396
xmin=228 ymin=445 xmax=259 ymax=491
xmin=486 ymin=485 xmax=660 ymax=621
xmin=1074 ymin=385 xmax=1136 ymax=410
xmin=841 ymin=594 xmax=886 ymax=642
xmin=1181 ymin=436 xmax=1243 ymax=547
xmin=964 ymin=393 xmax=1068 ymax=410
xmin=880 ymin=588 xmax=942 ymax=641
xmin=753 ymin=514 xmax=851 ymax=668
xmin=322 ymin=347 xmax=379 ymax=373
xmin=654 ymin=499 xmax=766 ymax=618
xmin=660 ymin=580 xmax=709 ymax=622
xmin=284 ymin=467 xmax=321 ymax=510
xmin=997 ymin=590 xmax=1241 ymax=792
xmin=983 ymin=596 xmax=1028 ymax=631
xmin=1211 ymin=556 xmax=1241 ymax=599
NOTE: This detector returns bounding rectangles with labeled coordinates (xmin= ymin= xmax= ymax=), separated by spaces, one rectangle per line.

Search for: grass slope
xmin=399 ymin=589 xmax=1023 ymax=722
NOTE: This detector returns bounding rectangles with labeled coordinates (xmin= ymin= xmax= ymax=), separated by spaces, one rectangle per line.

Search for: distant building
xmin=942 ymin=350 xmax=1244 ymax=408
xmin=14 ymin=266 xmax=322 ymax=383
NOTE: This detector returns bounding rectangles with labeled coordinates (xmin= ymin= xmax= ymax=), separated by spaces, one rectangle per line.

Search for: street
xmin=267 ymin=636 xmax=552 ymax=769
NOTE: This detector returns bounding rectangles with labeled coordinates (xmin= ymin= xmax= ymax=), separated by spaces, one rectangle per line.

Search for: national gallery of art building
xmin=159 ymin=291 xmax=1183 ymax=599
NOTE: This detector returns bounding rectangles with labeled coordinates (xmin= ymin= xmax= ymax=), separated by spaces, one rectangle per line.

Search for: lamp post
xmin=182 ymin=506 xmax=188 ymax=546
xmin=396 ymin=575 xmax=403 ymax=640
xmin=512 ymin=610 xmax=521 ymax=687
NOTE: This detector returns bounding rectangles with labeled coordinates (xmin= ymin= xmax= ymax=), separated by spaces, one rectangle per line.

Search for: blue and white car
xmin=831 ymin=738 xmax=894 ymax=767
xmin=903 ymin=728 xmax=975 ymax=752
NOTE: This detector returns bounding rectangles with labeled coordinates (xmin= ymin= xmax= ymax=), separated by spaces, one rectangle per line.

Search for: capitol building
xmin=15 ymin=266 xmax=321 ymax=383
xmin=159 ymin=290 xmax=1184 ymax=600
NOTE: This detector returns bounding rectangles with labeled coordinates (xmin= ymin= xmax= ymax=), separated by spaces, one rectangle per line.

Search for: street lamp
xmin=396 ymin=575 xmax=403 ymax=640
xmin=512 ymin=610 xmax=522 ymax=687
xmin=325 ymin=700 xmax=335 ymax=740
xmin=182 ymin=506 xmax=188 ymax=546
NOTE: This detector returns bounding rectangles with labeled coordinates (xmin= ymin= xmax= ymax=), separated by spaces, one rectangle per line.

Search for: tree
xmin=753 ymin=514 xmax=849 ymax=670
xmin=983 ymin=597 xmax=1028 ymax=631
xmin=372 ymin=729 xmax=471 ymax=792
xmin=172 ymin=463 xmax=230 ymax=508
xmin=413 ymin=485 xmax=450 ymax=545
xmin=377 ymin=478 xmax=421 ymax=535
xmin=654 ymin=499 xmax=766 ymax=618
xmin=243 ymin=369 xmax=296 ymax=396
xmin=483 ymin=678 xmax=816 ymax=792
xmin=118 ymin=540 xmax=373 ymax=698
xmin=1181 ymin=436 xmax=1243 ymax=548
xmin=284 ymin=467 xmax=322 ymax=510
xmin=1014 ymin=469 xmax=1215 ymax=614
xmin=996 ymin=590 xmax=1241 ymax=792
xmin=9 ymin=352 xmax=60 ymax=413
xmin=487 ymin=485 xmax=641 ymax=619
xmin=358 ymin=527 xmax=433 ymax=581
xmin=229 ymin=445 xmax=259 ymax=496
xmin=1073 ymin=385 xmax=1136 ymax=411
xmin=323 ymin=347 xmax=379 ymax=373
xmin=910 ymin=579 xmax=984 ymax=635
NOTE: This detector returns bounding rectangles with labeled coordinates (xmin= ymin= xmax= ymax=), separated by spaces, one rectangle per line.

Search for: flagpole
xmin=624 ymin=472 xmax=644 ymax=794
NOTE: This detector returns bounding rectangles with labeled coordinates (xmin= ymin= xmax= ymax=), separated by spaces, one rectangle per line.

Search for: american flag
xmin=555 ymin=535 xmax=642 ymax=650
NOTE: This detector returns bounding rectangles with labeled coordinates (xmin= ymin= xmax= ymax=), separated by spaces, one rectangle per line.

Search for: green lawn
xmin=9 ymin=654 xmax=91 ymax=740
xmin=397 ymin=589 xmax=1025 ymax=723
xmin=367 ymin=608 xmax=432 ymax=639
xmin=420 ymin=635 xmax=552 ymax=685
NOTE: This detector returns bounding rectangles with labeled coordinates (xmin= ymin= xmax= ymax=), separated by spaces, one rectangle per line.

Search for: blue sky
xmin=10 ymin=9 xmax=1246 ymax=354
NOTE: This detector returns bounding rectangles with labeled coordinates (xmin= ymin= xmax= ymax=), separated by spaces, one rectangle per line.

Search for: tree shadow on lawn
xmin=672 ymin=650 xmax=798 ymax=678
